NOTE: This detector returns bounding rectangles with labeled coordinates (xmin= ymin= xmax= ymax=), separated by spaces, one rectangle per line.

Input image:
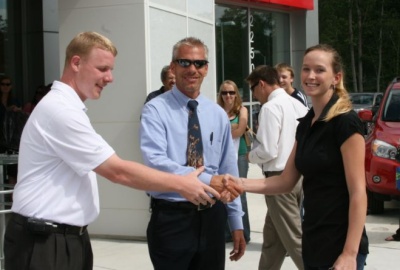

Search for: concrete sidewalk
xmin=92 ymin=164 xmax=400 ymax=269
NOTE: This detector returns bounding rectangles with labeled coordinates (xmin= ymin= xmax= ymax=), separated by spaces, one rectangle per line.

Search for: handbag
xmin=244 ymin=126 xmax=256 ymax=148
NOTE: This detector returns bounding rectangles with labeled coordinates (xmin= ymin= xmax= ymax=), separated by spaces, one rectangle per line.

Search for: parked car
xmin=349 ymin=92 xmax=383 ymax=115
xmin=358 ymin=77 xmax=400 ymax=214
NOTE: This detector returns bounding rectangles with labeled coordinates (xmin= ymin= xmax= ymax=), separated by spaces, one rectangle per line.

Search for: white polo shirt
xmin=12 ymin=81 xmax=115 ymax=226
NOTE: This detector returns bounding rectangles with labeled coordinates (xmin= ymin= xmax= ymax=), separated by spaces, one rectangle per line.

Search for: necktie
xmin=187 ymin=100 xmax=203 ymax=168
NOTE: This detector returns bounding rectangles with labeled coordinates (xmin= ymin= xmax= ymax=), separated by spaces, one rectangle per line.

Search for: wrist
xmin=239 ymin=177 xmax=245 ymax=190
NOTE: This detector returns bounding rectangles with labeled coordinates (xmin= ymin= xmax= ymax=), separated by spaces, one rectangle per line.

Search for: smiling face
xmin=220 ymin=83 xmax=236 ymax=106
xmin=72 ymin=47 xmax=115 ymax=101
xmin=170 ymin=45 xmax=208 ymax=99
xmin=301 ymin=49 xmax=341 ymax=99
xmin=278 ymin=69 xmax=294 ymax=92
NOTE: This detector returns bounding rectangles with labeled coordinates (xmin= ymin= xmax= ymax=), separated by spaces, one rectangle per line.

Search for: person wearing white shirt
xmin=246 ymin=65 xmax=308 ymax=270
xmin=4 ymin=32 xmax=241 ymax=270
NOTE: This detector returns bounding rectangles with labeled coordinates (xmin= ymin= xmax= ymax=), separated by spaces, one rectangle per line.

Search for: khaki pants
xmin=259 ymin=171 xmax=304 ymax=270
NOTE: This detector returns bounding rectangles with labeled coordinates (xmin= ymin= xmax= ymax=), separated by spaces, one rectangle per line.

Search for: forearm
xmin=240 ymin=175 xmax=292 ymax=195
xmin=95 ymin=155 xmax=186 ymax=193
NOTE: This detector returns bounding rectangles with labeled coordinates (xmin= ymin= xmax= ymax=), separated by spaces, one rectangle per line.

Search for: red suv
xmin=358 ymin=77 xmax=400 ymax=214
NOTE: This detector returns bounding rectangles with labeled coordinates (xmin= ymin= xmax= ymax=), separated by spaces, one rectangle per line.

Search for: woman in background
xmin=218 ymin=80 xmax=250 ymax=243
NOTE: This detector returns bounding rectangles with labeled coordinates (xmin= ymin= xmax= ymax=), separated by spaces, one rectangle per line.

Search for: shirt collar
xmin=171 ymin=86 xmax=205 ymax=111
xmin=268 ymin=88 xmax=286 ymax=102
xmin=52 ymin=80 xmax=88 ymax=112
xmin=300 ymin=93 xmax=339 ymax=123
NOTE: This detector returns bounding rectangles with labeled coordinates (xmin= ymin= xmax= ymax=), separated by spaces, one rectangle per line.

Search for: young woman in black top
xmin=227 ymin=44 xmax=369 ymax=270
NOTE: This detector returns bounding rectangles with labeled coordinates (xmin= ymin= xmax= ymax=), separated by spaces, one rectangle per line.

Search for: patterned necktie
xmin=187 ymin=100 xmax=203 ymax=168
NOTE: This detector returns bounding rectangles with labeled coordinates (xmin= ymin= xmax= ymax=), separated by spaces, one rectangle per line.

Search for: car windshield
xmin=350 ymin=94 xmax=374 ymax=105
xmin=382 ymin=89 xmax=400 ymax=122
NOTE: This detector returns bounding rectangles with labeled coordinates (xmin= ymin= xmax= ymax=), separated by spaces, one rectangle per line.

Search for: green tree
xmin=319 ymin=0 xmax=400 ymax=92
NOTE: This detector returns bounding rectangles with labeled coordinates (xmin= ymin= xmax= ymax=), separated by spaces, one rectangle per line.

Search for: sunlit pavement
xmin=92 ymin=164 xmax=400 ymax=270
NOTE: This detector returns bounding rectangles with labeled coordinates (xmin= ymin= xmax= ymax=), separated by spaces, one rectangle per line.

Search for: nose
xmin=308 ymin=70 xmax=316 ymax=78
xmin=105 ymin=70 xmax=114 ymax=83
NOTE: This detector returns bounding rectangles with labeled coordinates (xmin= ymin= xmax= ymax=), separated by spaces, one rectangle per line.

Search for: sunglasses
xmin=1 ymin=83 xmax=11 ymax=86
xmin=250 ymin=81 xmax=259 ymax=92
xmin=175 ymin=59 xmax=209 ymax=69
xmin=221 ymin=91 xmax=236 ymax=96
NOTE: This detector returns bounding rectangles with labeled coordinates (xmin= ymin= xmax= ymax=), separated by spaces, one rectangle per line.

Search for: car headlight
xmin=371 ymin=139 xmax=397 ymax=160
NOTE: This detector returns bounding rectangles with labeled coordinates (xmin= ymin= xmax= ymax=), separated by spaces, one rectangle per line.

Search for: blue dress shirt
xmin=140 ymin=87 xmax=243 ymax=230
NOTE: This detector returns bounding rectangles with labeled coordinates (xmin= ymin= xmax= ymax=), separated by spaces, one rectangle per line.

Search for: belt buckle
xmin=197 ymin=201 xmax=212 ymax=211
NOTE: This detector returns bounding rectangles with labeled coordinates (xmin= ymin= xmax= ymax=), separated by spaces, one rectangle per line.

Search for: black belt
xmin=12 ymin=212 xmax=87 ymax=236
xmin=151 ymin=198 xmax=213 ymax=211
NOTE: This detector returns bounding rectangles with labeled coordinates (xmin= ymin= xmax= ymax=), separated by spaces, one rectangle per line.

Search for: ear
xmin=70 ymin=55 xmax=81 ymax=72
xmin=333 ymin=71 xmax=342 ymax=86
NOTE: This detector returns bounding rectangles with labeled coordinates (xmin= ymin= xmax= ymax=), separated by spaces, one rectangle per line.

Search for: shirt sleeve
xmin=249 ymin=104 xmax=281 ymax=164
xmin=334 ymin=111 xmax=364 ymax=147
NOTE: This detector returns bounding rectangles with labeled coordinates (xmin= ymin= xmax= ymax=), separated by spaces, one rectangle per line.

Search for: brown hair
xmin=304 ymin=44 xmax=351 ymax=121
xmin=217 ymin=80 xmax=243 ymax=116
xmin=245 ymin=65 xmax=280 ymax=86
xmin=64 ymin=32 xmax=118 ymax=68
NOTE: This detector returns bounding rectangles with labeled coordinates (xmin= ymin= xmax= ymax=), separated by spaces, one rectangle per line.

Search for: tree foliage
xmin=319 ymin=0 xmax=400 ymax=92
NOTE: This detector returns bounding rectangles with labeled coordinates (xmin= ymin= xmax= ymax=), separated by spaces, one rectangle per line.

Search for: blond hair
xmin=64 ymin=31 xmax=118 ymax=68
xmin=304 ymin=44 xmax=351 ymax=121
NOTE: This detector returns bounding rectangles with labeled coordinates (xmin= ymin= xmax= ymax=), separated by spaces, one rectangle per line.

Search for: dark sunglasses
xmin=1 ymin=83 xmax=11 ymax=86
xmin=250 ymin=81 xmax=259 ymax=92
xmin=175 ymin=59 xmax=209 ymax=69
xmin=221 ymin=91 xmax=236 ymax=96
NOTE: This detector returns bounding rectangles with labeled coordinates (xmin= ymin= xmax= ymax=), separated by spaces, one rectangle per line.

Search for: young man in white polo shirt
xmin=4 ymin=31 xmax=241 ymax=270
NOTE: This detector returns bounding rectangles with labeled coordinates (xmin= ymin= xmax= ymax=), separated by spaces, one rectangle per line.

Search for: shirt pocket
xmin=204 ymin=133 xmax=222 ymax=171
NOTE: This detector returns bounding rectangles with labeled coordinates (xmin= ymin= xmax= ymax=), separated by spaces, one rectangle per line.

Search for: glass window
xmin=0 ymin=0 xmax=44 ymax=103
xmin=0 ymin=0 xmax=8 ymax=74
xmin=215 ymin=4 xmax=290 ymax=131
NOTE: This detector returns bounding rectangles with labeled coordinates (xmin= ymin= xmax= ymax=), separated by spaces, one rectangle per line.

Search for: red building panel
xmin=251 ymin=0 xmax=313 ymax=10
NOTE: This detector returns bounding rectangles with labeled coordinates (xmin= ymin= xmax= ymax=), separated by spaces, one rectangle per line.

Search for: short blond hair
xmin=64 ymin=31 xmax=118 ymax=68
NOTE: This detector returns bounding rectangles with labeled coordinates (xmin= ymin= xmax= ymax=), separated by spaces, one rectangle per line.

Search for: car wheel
xmin=367 ymin=190 xmax=384 ymax=214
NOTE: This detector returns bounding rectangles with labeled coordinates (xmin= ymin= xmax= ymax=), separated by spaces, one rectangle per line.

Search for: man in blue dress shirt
xmin=140 ymin=37 xmax=246 ymax=270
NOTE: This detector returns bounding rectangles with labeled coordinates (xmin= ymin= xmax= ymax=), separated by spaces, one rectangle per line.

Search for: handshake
xmin=180 ymin=167 xmax=244 ymax=206
xmin=210 ymin=174 xmax=243 ymax=203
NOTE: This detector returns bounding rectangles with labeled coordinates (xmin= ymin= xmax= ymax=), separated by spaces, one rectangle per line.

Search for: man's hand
xmin=229 ymin=230 xmax=246 ymax=261
xmin=210 ymin=175 xmax=243 ymax=202
xmin=222 ymin=174 xmax=243 ymax=188
xmin=180 ymin=167 xmax=220 ymax=206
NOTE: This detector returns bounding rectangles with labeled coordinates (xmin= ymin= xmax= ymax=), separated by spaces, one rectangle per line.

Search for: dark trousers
xmin=4 ymin=213 xmax=93 ymax=270
xmin=147 ymin=200 xmax=227 ymax=270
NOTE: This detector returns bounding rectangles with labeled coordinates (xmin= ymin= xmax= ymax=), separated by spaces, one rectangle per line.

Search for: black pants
xmin=147 ymin=200 xmax=227 ymax=270
xmin=4 ymin=213 xmax=93 ymax=270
